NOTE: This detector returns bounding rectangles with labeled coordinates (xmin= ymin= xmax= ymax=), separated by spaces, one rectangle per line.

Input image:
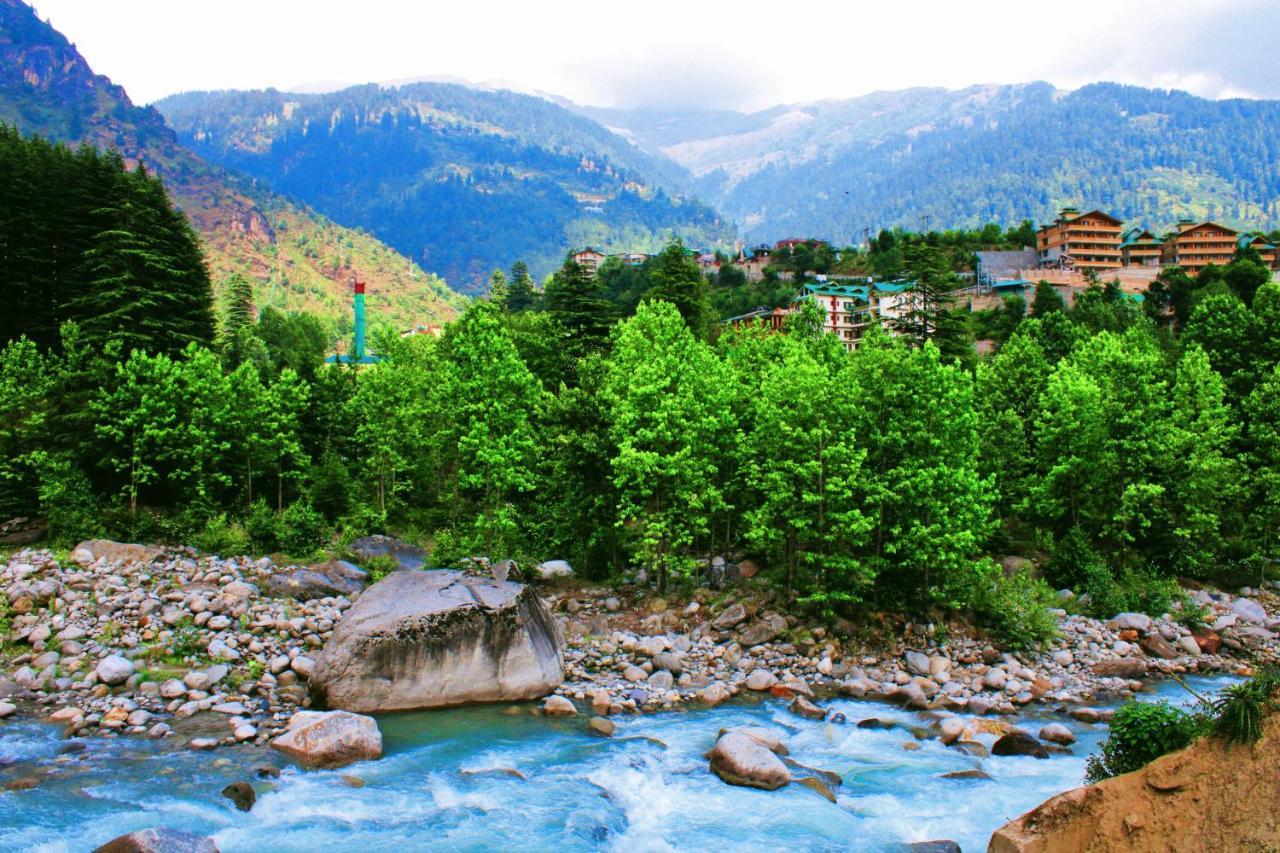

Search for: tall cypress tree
xmin=544 ymin=256 xmax=614 ymax=358
xmin=506 ymin=260 xmax=537 ymax=312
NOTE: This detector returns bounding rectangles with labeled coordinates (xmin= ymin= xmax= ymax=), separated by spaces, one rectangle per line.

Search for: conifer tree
xmin=505 ymin=260 xmax=537 ymax=312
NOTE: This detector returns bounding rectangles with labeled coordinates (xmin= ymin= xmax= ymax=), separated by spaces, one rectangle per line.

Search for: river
xmin=0 ymin=674 xmax=1233 ymax=852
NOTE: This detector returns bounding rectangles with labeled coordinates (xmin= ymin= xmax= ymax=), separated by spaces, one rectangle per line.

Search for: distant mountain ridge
xmin=156 ymin=83 xmax=730 ymax=291
xmin=583 ymin=82 xmax=1280 ymax=242
xmin=0 ymin=0 xmax=464 ymax=329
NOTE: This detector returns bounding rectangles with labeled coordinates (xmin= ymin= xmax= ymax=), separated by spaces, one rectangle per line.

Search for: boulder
xmin=534 ymin=560 xmax=574 ymax=580
xmin=348 ymin=535 xmax=427 ymax=571
xmin=1139 ymin=633 xmax=1179 ymax=660
xmin=93 ymin=828 xmax=219 ymax=853
xmin=1232 ymin=597 xmax=1268 ymax=625
xmin=1091 ymin=658 xmax=1146 ymax=679
xmin=736 ymin=559 xmax=760 ymax=579
xmin=267 ymin=562 xmax=364 ymax=601
xmin=543 ymin=695 xmax=576 ymax=715
xmin=712 ymin=603 xmax=747 ymax=630
xmin=992 ymin=730 xmax=1049 ymax=759
xmin=1193 ymin=629 xmax=1222 ymax=654
xmin=1039 ymin=723 xmax=1076 ymax=745
xmin=789 ymin=696 xmax=826 ymax=720
xmin=221 ymin=780 xmax=256 ymax=811
xmin=709 ymin=730 xmax=791 ymax=790
xmin=95 ymin=655 xmax=135 ymax=686
xmin=311 ymin=570 xmax=563 ymax=713
xmin=1112 ymin=612 xmax=1152 ymax=632
xmin=901 ymin=843 xmax=961 ymax=853
xmin=269 ymin=710 xmax=382 ymax=769
xmin=588 ymin=716 xmax=615 ymax=737
xmin=697 ymin=682 xmax=732 ymax=707
xmin=904 ymin=651 xmax=930 ymax=676
xmin=738 ymin=620 xmax=779 ymax=647
xmin=938 ymin=718 xmax=967 ymax=745
xmin=73 ymin=540 xmax=163 ymax=566
xmin=745 ymin=669 xmax=778 ymax=691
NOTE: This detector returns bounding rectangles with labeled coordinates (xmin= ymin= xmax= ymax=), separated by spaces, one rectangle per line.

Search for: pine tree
xmin=505 ymin=260 xmax=537 ymax=312
xmin=487 ymin=268 xmax=509 ymax=308
xmin=646 ymin=241 xmax=713 ymax=339
xmin=544 ymin=256 xmax=614 ymax=359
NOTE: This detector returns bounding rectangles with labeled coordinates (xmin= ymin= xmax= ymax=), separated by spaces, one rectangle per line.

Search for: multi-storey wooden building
xmin=1238 ymin=233 xmax=1279 ymax=268
xmin=796 ymin=280 xmax=914 ymax=351
xmin=569 ymin=248 xmax=606 ymax=276
xmin=1036 ymin=208 xmax=1124 ymax=271
xmin=1120 ymin=227 xmax=1163 ymax=267
xmin=1161 ymin=221 xmax=1238 ymax=275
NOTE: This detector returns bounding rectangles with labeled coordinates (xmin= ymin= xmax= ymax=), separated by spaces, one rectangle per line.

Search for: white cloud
xmin=26 ymin=0 xmax=1278 ymax=109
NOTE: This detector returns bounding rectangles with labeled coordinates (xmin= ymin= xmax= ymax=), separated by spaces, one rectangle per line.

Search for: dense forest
xmin=155 ymin=85 xmax=729 ymax=292
xmin=5 ymin=123 xmax=1280 ymax=648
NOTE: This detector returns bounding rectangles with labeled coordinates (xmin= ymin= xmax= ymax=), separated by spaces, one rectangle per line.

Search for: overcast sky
xmin=27 ymin=0 xmax=1280 ymax=110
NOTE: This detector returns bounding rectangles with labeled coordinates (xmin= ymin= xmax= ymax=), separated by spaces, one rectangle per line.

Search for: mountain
xmin=0 ymin=0 xmax=464 ymax=329
xmin=584 ymin=83 xmax=1280 ymax=242
xmin=155 ymin=84 xmax=730 ymax=292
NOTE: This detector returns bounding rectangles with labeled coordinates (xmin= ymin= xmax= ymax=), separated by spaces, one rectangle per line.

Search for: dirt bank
xmin=989 ymin=709 xmax=1280 ymax=852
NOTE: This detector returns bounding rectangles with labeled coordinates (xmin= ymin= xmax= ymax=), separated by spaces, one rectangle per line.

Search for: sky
xmin=27 ymin=0 xmax=1280 ymax=111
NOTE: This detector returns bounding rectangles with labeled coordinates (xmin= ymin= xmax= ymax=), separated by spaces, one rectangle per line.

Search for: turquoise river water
xmin=0 ymin=675 xmax=1233 ymax=852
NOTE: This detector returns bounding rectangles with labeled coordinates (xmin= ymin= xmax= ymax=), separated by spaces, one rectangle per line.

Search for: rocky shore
xmin=547 ymin=584 xmax=1274 ymax=720
xmin=1 ymin=541 xmax=1277 ymax=757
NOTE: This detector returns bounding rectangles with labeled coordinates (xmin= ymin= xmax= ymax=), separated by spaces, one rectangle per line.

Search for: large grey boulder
xmin=311 ymin=569 xmax=564 ymax=713
xmin=269 ymin=710 xmax=382 ymax=769
xmin=349 ymin=535 xmax=427 ymax=571
xmin=72 ymin=539 xmax=162 ymax=567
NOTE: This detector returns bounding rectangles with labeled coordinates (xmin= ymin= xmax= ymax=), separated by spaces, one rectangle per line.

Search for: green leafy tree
xmin=603 ymin=301 xmax=733 ymax=592
xmin=487 ymin=268 xmax=509 ymax=307
xmin=94 ymin=350 xmax=181 ymax=516
xmin=444 ymin=302 xmax=543 ymax=556
xmin=743 ymin=334 xmax=871 ymax=603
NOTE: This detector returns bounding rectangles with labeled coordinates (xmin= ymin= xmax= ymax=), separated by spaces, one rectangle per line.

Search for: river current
xmin=0 ymin=674 xmax=1233 ymax=852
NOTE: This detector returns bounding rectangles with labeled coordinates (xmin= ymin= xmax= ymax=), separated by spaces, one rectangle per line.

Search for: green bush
xmin=0 ymin=593 xmax=11 ymax=649
xmin=1085 ymin=700 xmax=1202 ymax=782
xmin=276 ymin=501 xmax=330 ymax=558
xmin=978 ymin=567 xmax=1060 ymax=649
xmin=35 ymin=455 xmax=103 ymax=545
xmin=309 ymin=452 xmax=351 ymax=521
xmin=362 ymin=553 xmax=400 ymax=583
xmin=1211 ymin=668 xmax=1280 ymax=745
xmin=245 ymin=499 xmax=279 ymax=552
xmin=190 ymin=512 xmax=250 ymax=556
xmin=1044 ymin=527 xmax=1101 ymax=590
xmin=1080 ymin=563 xmax=1179 ymax=619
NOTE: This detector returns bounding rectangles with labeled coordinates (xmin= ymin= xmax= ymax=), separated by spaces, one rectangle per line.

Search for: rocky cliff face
xmin=312 ymin=570 xmax=565 ymax=713
xmin=989 ymin=711 xmax=1280 ymax=852
xmin=0 ymin=0 xmax=463 ymax=327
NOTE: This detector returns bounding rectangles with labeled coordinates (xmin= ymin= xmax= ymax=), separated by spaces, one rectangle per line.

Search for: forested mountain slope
xmin=0 ymin=0 xmax=463 ymax=329
xmin=586 ymin=83 xmax=1280 ymax=242
xmin=156 ymin=84 xmax=730 ymax=292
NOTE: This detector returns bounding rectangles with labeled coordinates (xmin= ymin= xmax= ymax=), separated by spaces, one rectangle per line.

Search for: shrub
xmin=190 ymin=513 xmax=250 ymax=556
xmin=276 ymin=501 xmax=330 ymax=558
xmin=34 ymin=455 xmax=103 ymax=545
xmin=362 ymin=553 xmax=400 ymax=583
xmin=1080 ymin=563 xmax=1179 ymax=619
xmin=978 ymin=567 xmax=1060 ymax=650
xmin=1085 ymin=700 xmax=1202 ymax=782
xmin=245 ymin=499 xmax=279 ymax=553
xmin=1044 ymin=527 xmax=1102 ymax=590
xmin=0 ymin=593 xmax=10 ymax=649
xmin=1211 ymin=668 xmax=1280 ymax=745
xmin=309 ymin=453 xmax=351 ymax=521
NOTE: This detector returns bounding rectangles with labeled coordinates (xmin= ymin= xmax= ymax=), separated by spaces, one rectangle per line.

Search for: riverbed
xmin=0 ymin=675 xmax=1233 ymax=852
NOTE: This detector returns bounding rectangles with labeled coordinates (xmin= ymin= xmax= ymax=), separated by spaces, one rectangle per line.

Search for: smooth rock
xmin=92 ymin=828 xmax=219 ymax=853
xmin=709 ymin=731 xmax=791 ymax=790
xmin=1039 ymin=723 xmax=1076 ymax=745
xmin=543 ymin=695 xmax=577 ymax=715
xmin=992 ymin=730 xmax=1049 ymax=759
xmin=221 ymin=781 xmax=255 ymax=812
xmin=745 ymin=669 xmax=778 ymax=691
xmin=269 ymin=710 xmax=382 ymax=769
xmin=95 ymin=655 xmax=135 ymax=686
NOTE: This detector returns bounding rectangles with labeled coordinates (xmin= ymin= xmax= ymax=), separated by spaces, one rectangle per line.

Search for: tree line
xmin=5 ymin=128 xmax=1280 ymax=646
